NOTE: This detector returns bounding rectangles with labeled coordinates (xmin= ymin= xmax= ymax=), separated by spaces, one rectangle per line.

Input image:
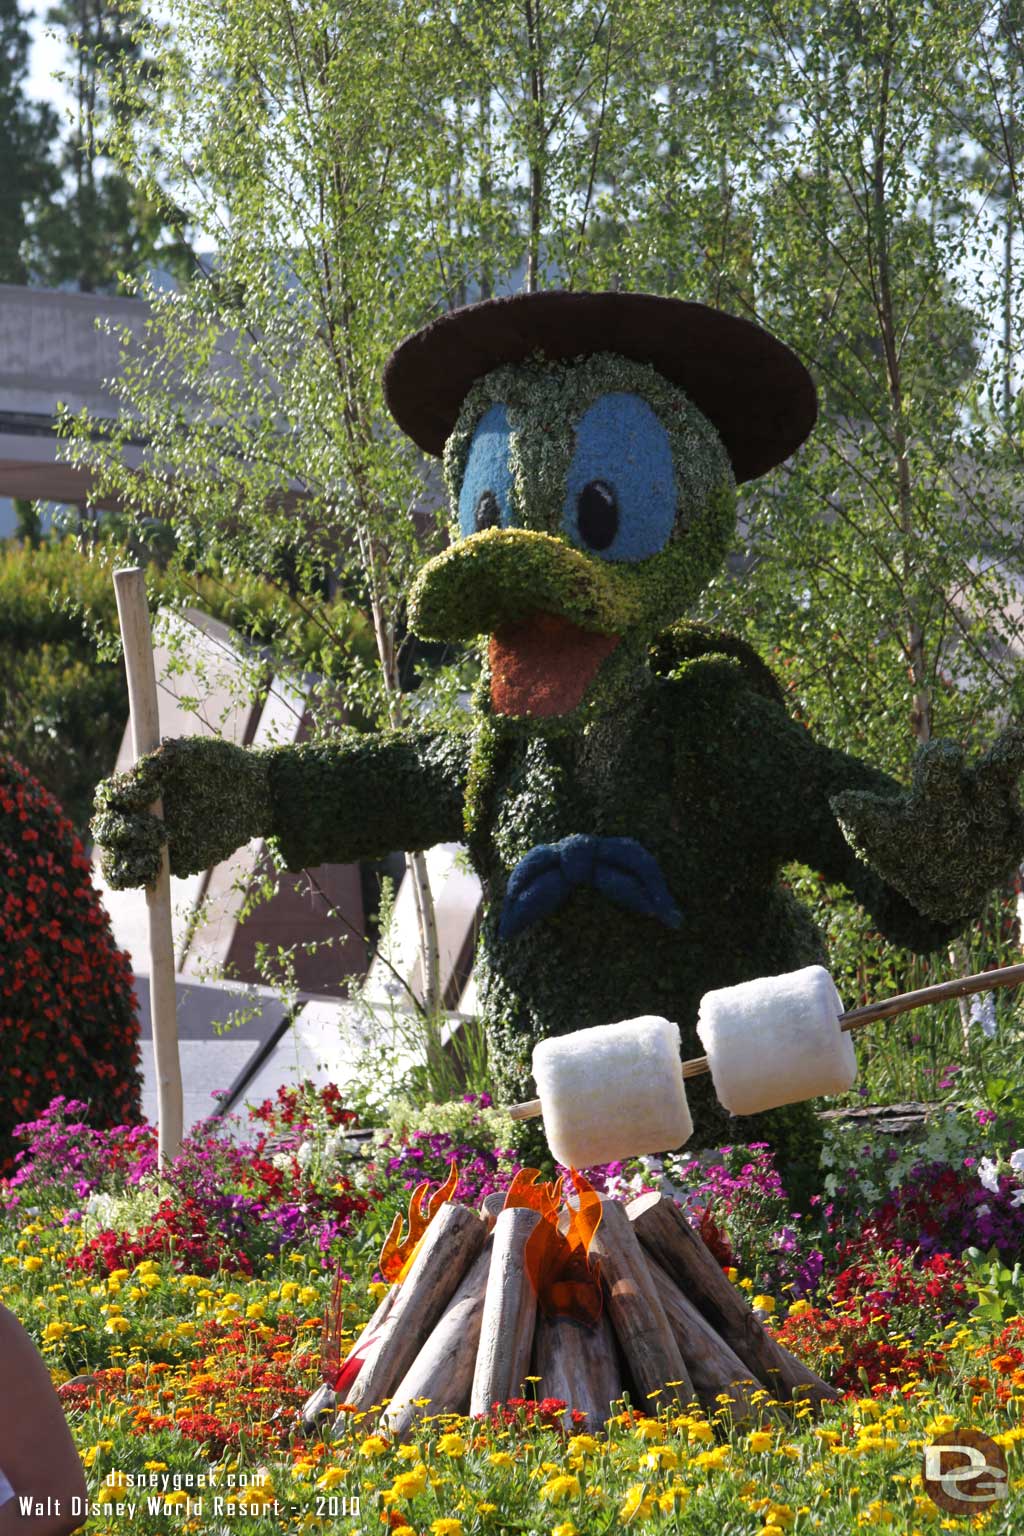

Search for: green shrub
xmin=0 ymin=755 xmax=142 ymax=1171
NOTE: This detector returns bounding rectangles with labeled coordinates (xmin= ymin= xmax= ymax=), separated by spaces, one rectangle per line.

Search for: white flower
xmin=1011 ymin=1189 xmax=1024 ymax=1209
xmin=978 ymin=1156 xmax=1001 ymax=1194
xmin=970 ymin=994 xmax=998 ymax=1039
xmin=1009 ymin=1149 xmax=1024 ymax=1176
xmin=976 ymin=1203 xmax=991 ymax=1218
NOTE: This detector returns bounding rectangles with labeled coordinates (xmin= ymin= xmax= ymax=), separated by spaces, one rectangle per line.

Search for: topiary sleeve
xmin=264 ymin=726 xmax=472 ymax=870
xmin=737 ymin=685 xmax=968 ymax=952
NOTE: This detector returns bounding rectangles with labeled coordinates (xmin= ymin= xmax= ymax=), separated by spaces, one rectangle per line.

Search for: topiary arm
xmin=744 ymin=689 xmax=1024 ymax=949
xmin=264 ymin=728 xmax=471 ymax=869
xmin=92 ymin=728 xmax=471 ymax=889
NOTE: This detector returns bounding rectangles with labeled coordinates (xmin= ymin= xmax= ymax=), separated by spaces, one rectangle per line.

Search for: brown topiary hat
xmin=383 ymin=289 xmax=817 ymax=484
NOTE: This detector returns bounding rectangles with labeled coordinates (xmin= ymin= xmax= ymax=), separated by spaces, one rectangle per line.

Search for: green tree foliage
xmin=0 ymin=0 xmax=59 ymax=282
xmin=34 ymin=0 xmax=189 ymax=290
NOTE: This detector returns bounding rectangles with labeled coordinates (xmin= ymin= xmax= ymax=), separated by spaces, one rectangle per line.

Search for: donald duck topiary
xmin=94 ymin=290 xmax=1024 ymax=1174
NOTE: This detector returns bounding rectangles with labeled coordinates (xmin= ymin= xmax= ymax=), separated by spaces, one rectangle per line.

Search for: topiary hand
xmin=830 ymin=726 xmax=1024 ymax=925
xmin=91 ymin=736 xmax=273 ymax=890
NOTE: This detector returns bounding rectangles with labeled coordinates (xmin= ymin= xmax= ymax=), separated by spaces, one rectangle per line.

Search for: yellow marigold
xmin=234 ymin=1479 xmax=275 ymax=1509
xmin=539 ymin=1475 xmax=581 ymax=1504
xmin=297 ymin=1286 xmax=318 ymax=1307
xmin=858 ymin=1501 xmax=895 ymax=1527
xmin=396 ymin=1443 xmax=422 ymax=1461
xmin=358 ymin=1436 xmax=389 ymax=1459
xmin=42 ymin=1322 xmax=70 ymax=1342
xmin=619 ymin=1484 xmax=656 ymax=1522
xmin=551 ymin=1524 xmax=578 ymax=1536
xmin=475 ymin=1503 xmax=496 ymax=1516
xmin=568 ymin=1435 xmax=600 ymax=1457
xmin=163 ymin=1491 xmax=190 ymax=1507
xmin=767 ymin=1503 xmax=794 ymax=1527
xmin=642 ymin=1446 xmax=678 ymax=1470
xmin=430 ymin=1521 xmax=463 ymax=1536
xmin=104 ymin=1317 xmax=130 ymax=1335
xmin=748 ymin=1431 xmax=774 ymax=1453
xmin=788 ymin=1299 xmax=812 ymax=1318
xmin=387 ymin=1464 xmax=429 ymax=1501
xmin=488 ymin=1452 xmax=514 ymax=1469
xmin=694 ymin=1445 xmax=731 ymax=1471
xmin=22 ymin=1257 xmax=43 ymax=1272
xmin=752 ymin=1295 xmax=776 ymax=1316
xmin=659 ymin=1485 xmax=690 ymax=1514
xmin=436 ymin=1433 xmax=466 ymax=1458
xmin=632 ymin=1417 xmax=665 ymax=1442
xmin=392 ymin=1529 xmax=416 ymax=1536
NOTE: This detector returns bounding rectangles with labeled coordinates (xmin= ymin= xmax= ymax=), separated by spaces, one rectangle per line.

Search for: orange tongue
xmin=489 ymin=613 xmax=619 ymax=718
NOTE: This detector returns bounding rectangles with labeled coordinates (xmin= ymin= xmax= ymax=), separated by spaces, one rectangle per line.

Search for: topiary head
xmin=385 ymin=292 xmax=815 ymax=724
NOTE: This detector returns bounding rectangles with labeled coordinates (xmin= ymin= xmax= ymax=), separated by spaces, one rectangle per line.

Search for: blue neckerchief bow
xmin=498 ymin=833 xmax=682 ymax=940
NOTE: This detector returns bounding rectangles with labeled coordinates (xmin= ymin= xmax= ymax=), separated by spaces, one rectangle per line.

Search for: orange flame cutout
xmin=504 ymin=1167 xmax=603 ymax=1326
xmin=379 ymin=1159 xmax=459 ymax=1283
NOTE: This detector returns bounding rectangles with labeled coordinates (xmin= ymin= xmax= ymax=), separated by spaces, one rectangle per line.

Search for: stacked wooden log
xmin=301 ymin=1189 xmax=836 ymax=1440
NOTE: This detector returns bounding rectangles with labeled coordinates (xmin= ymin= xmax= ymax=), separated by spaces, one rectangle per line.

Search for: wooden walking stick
xmin=113 ymin=567 xmax=183 ymax=1168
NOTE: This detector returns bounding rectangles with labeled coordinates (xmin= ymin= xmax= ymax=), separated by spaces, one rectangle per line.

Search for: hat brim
xmin=383 ymin=290 xmax=817 ymax=484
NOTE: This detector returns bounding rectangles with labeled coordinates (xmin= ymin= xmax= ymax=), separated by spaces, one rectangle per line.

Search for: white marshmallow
xmin=532 ymin=1015 xmax=693 ymax=1169
xmin=696 ymin=964 xmax=856 ymax=1116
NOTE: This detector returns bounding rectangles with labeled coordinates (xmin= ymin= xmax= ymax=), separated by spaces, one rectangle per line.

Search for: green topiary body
xmin=0 ymin=756 xmax=141 ymax=1170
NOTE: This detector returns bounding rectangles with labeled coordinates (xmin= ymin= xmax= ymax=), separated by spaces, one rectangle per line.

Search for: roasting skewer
xmin=507 ymin=959 xmax=1024 ymax=1124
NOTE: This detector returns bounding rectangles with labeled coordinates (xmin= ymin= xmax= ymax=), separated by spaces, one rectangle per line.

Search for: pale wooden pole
xmin=113 ymin=567 xmax=183 ymax=1168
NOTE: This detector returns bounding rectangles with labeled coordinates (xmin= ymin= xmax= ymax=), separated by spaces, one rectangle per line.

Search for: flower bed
xmin=4 ymin=1085 xmax=1024 ymax=1533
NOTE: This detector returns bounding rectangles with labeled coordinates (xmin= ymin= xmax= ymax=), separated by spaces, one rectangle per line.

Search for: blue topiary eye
xmin=563 ymin=393 xmax=676 ymax=561
xmin=458 ymin=403 xmax=514 ymax=539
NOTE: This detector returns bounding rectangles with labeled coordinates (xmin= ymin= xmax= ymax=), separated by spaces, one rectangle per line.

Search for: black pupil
xmin=577 ymin=479 xmax=618 ymax=550
xmin=475 ymin=490 xmax=500 ymax=531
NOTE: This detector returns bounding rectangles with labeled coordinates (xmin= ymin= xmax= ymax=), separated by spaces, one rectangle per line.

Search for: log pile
xmin=303 ymin=1189 xmax=837 ymax=1440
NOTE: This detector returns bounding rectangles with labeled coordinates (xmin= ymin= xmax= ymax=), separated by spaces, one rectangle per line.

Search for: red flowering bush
xmin=0 ymin=755 xmax=140 ymax=1170
xmin=67 ymin=1194 xmax=256 ymax=1278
